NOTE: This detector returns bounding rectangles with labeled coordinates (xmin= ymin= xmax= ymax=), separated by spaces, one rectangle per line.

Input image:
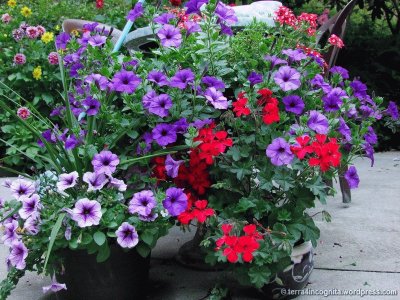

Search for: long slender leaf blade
xmin=43 ymin=213 xmax=66 ymax=271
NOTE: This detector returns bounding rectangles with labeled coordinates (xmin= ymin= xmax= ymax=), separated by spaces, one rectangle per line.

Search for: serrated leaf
xmin=249 ymin=266 xmax=271 ymax=288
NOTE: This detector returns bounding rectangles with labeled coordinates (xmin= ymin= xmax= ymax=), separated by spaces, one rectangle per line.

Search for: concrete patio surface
xmin=1 ymin=151 xmax=399 ymax=299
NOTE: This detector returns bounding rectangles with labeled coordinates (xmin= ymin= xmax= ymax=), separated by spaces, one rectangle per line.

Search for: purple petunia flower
xmin=152 ymin=123 xmax=177 ymax=146
xmin=274 ymin=66 xmax=301 ymax=91
xmin=92 ymin=150 xmax=120 ymax=175
xmin=363 ymin=143 xmax=375 ymax=167
xmin=142 ymin=90 xmax=158 ymax=109
xmin=219 ymin=22 xmax=233 ymax=36
xmin=338 ymin=118 xmax=352 ymax=142
xmin=23 ymin=213 xmax=41 ymax=235
xmin=157 ymin=25 xmax=182 ymax=48
xmin=264 ymin=55 xmax=287 ymax=69
xmin=282 ymin=49 xmax=307 ymax=62
xmin=147 ymin=71 xmax=169 ymax=86
xmin=191 ymin=118 xmax=212 ymax=129
xmin=170 ymin=69 xmax=194 ymax=89
xmin=19 ymin=194 xmax=41 ymax=220
xmin=185 ymin=21 xmax=201 ymax=36
xmin=201 ymin=76 xmax=225 ymax=90
xmin=129 ymin=190 xmax=157 ymax=218
xmin=85 ymin=74 xmax=109 ymax=90
xmin=330 ymin=66 xmax=349 ymax=79
xmin=162 ymin=187 xmax=188 ymax=216
xmin=82 ymin=96 xmax=101 ymax=116
xmin=108 ymin=177 xmax=127 ymax=192
xmin=83 ymin=172 xmax=108 ymax=191
xmin=173 ymin=118 xmax=189 ymax=133
xmin=65 ymin=134 xmax=80 ymax=150
xmin=55 ymin=32 xmax=70 ymax=50
xmin=137 ymin=132 xmax=153 ymax=155
xmin=350 ymin=80 xmax=368 ymax=99
xmin=185 ymin=0 xmax=209 ymax=15
xmin=8 ymin=241 xmax=28 ymax=270
xmin=64 ymin=226 xmax=72 ymax=241
xmin=165 ymin=155 xmax=184 ymax=178
xmin=248 ymin=71 xmax=263 ymax=86
xmin=282 ymin=95 xmax=305 ymax=115
xmin=307 ymin=110 xmax=329 ymax=134
xmin=215 ymin=1 xmax=238 ymax=24
xmin=42 ymin=278 xmax=67 ymax=294
xmin=344 ymin=166 xmax=360 ymax=189
xmin=1 ymin=220 xmax=19 ymax=246
xmin=266 ymin=137 xmax=294 ymax=166
xmin=154 ymin=13 xmax=175 ymax=25
xmin=88 ymin=34 xmax=107 ymax=47
xmin=116 ymin=222 xmax=139 ymax=248
xmin=139 ymin=212 xmax=158 ymax=222
xmin=57 ymin=171 xmax=79 ymax=192
xmin=204 ymin=87 xmax=228 ymax=109
xmin=364 ymin=126 xmax=377 ymax=145
xmin=127 ymin=2 xmax=143 ymax=22
xmin=148 ymin=94 xmax=173 ymax=117
xmin=110 ymin=70 xmax=141 ymax=94
xmin=386 ymin=101 xmax=399 ymax=120
xmin=322 ymin=93 xmax=343 ymax=112
xmin=10 ymin=179 xmax=35 ymax=201
xmin=72 ymin=198 xmax=102 ymax=228
xmin=50 ymin=106 xmax=65 ymax=117
xmin=310 ymin=74 xmax=332 ymax=94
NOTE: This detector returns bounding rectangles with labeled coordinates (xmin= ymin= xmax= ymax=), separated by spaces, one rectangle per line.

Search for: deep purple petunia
xmin=72 ymin=198 xmax=102 ymax=228
xmin=364 ymin=126 xmax=377 ymax=145
xmin=85 ymin=73 xmax=109 ymax=90
xmin=42 ymin=279 xmax=67 ymax=294
xmin=148 ymin=94 xmax=173 ymax=117
xmin=137 ymin=132 xmax=153 ymax=155
xmin=139 ymin=212 xmax=158 ymax=222
xmin=152 ymin=123 xmax=177 ymax=146
xmin=190 ymin=118 xmax=212 ymax=129
xmin=266 ymin=137 xmax=294 ymax=166
xmin=128 ymin=190 xmax=157 ymax=218
xmin=127 ymin=2 xmax=143 ymax=22
xmin=8 ymin=241 xmax=28 ymax=270
xmin=204 ymin=87 xmax=228 ymax=109
xmin=215 ymin=1 xmax=238 ymax=24
xmin=322 ymin=92 xmax=342 ymax=112
xmin=360 ymin=105 xmax=374 ymax=118
xmin=274 ymin=66 xmax=301 ymax=91
xmin=173 ymin=118 xmax=189 ymax=134
xmin=19 ymin=194 xmax=41 ymax=220
xmin=248 ymin=71 xmax=263 ymax=86
xmin=162 ymin=187 xmax=188 ymax=216
xmin=1 ymin=220 xmax=19 ymax=246
xmin=363 ymin=142 xmax=375 ymax=167
xmin=350 ymin=80 xmax=368 ymax=99
xmin=92 ymin=150 xmax=120 ymax=175
xmin=169 ymin=69 xmax=194 ymax=89
xmin=264 ymin=55 xmax=287 ymax=69
xmin=307 ymin=110 xmax=329 ymax=134
xmin=82 ymin=22 xmax=99 ymax=32
xmin=346 ymin=107 xmax=358 ymax=119
xmin=142 ymin=90 xmax=158 ymax=109
xmin=108 ymin=177 xmax=127 ymax=192
xmin=157 ymin=24 xmax=182 ymax=48
xmin=65 ymin=134 xmax=80 ymax=150
xmin=165 ymin=155 xmax=184 ymax=178
xmin=10 ymin=179 xmax=35 ymax=201
xmin=82 ymin=96 xmax=101 ymax=116
xmin=55 ymin=32 xmax=70 ymax=50
xmin=338 ymin=118 xmax=352 ymax=142
xmin=201 ymin=76 xmax=225 ymax=90
xmin=185 ymin=21 xmax=201 ymax=36
xmin=147 ymin=70 xmax=169 ymax=86
xmin=329 ymin=66 xmax=349 ymax=79
xmin=88 ymin=34 xmax=107 ymax=47
xmin=344 ymin=166 xmax=360 ymax=189
xmin=310 ymin=74 xmax=332 ymax=94
xmin=154 ymin=13 xmax=175 ymax=25
xmin=116 ymin=222 xmax=139 ymax=248
xmin=110 ymin=70 xmax=141 ymax=94
xmin=282 ymin=95 xmax=305 ymax=115
xmin=282 ymin=49 xmax=307 ymax=62
xmin=185 ymin=0 xmax=209 ymax=15
xmin=219 ymin=22 xmax=233 ymax=36
xmin=386 ymin=101 xmax=399 ymax=120
xmin=57 ymin=171 xmax=79 ymax=192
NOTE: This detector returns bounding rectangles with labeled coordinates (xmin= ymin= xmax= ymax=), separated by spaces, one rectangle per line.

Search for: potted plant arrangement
xmin=0 ymin=0 xmax=398 ymax=299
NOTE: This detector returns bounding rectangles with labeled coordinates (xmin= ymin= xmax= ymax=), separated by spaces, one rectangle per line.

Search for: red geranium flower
xmin=290 ymin=135 xmax=313 ymax=159
xmin=233 ymin=97 xmax=251 ymax=117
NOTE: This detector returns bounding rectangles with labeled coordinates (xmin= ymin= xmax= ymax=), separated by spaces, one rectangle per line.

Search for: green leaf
xmin=96 ymin=242 xmax=110 ymax=263
xmin=44 ymin=213 xmax=65 ymax=271
xmin=234 ymin=197 xmax=256 ymax=213
xmin=81 ymin=233 xmax=93 ymax=245
xmin=93 ymin=231 xmax=106 ymax=246
xmin=141 ymin=231 xmax=156 ymax=247
xmin=249 ymin=266 xmax=271 ymax=288
xmin=136 ymin=243 xmax=151 ymax=258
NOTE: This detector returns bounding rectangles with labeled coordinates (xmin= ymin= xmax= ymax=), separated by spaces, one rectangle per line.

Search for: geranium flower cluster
xmin=215 ymin=224 xmax=262 ymax=263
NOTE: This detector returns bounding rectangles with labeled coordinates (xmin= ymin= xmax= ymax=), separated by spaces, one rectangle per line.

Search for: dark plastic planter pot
xmin=55 ymin=245 xmax=150 ymax=300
